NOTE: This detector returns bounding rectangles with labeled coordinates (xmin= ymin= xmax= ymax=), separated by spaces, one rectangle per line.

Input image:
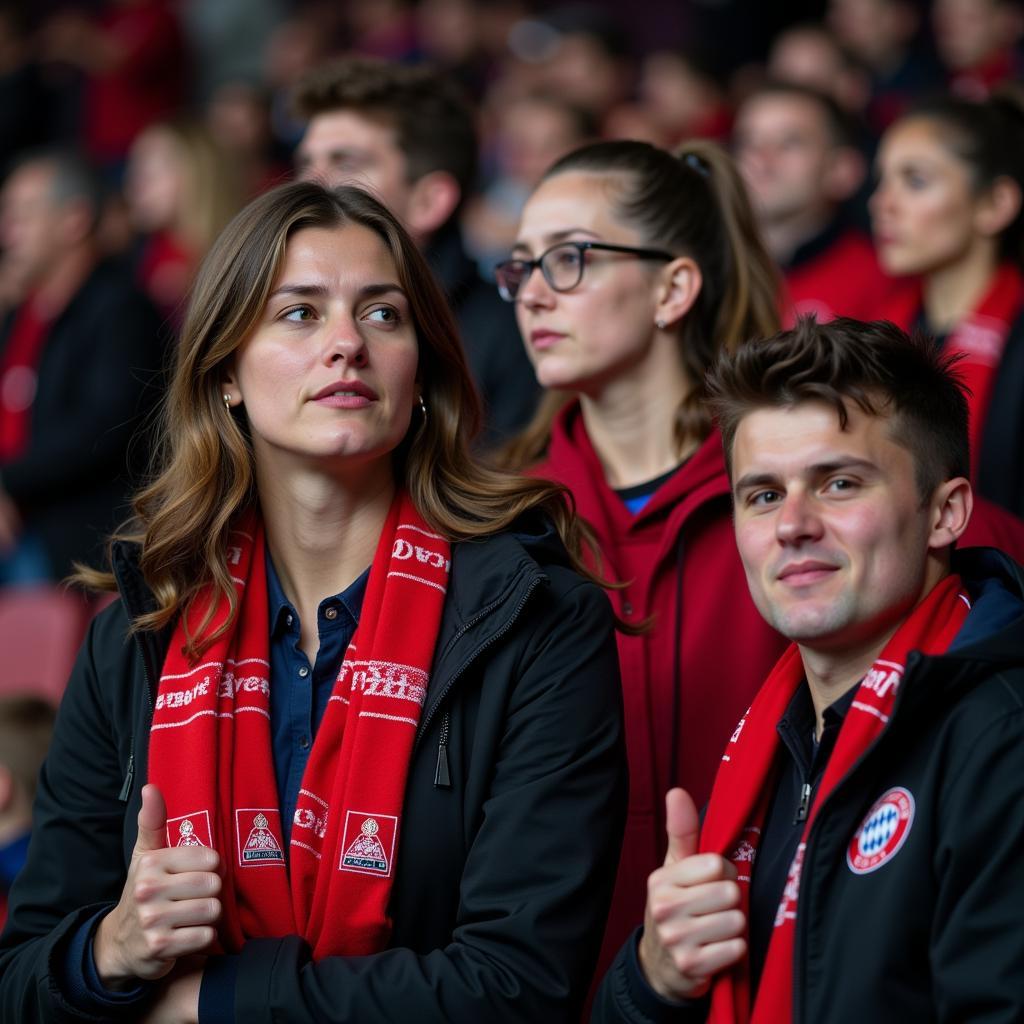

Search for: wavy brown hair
xmin=501 ymin=138 xmax=781 ymax=470
xmin=79 ymin=182 xmax=602 ymax=658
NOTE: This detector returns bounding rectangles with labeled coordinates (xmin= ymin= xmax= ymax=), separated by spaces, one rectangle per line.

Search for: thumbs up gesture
xmin=638 ymin=789 xmax=747 ymax=1002
xmin=93 ymin=785 xmax=222 ymax=989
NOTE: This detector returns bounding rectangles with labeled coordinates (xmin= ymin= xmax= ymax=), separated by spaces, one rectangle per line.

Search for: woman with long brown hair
xmin=0 ymin=182 xmax=626 ymax=1023
xmin=497 ymin=139 xmax=790 ymax=982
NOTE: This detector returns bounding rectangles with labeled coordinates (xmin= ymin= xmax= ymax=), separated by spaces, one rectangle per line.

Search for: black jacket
xmin=0 ymin=516 xmax=627 ymax=1023
xmin=426 ymin=223 xmax=539 ymax=447
xmin=593 ymin=548 xmax=1024 ymax=1024
xmin=0 ymin=259 xmax=165 ymax=578
xmin=978 ymin=308 xmax=1024 ymax=519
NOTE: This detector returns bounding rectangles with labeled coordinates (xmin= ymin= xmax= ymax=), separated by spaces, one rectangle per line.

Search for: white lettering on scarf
xmin=341 ymin=660 xmax=428 ymax=706
xmin=391 ymin=538 xmax=451 ymax=572
xmin=217 ymin=670 xmax=271 ymax=699
xmin=155 ymin=680 xmax=210 ymax=710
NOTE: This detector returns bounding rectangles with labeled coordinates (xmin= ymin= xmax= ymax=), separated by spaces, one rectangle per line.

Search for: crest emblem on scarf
xmin=847 ymin=787 xmax=915 ymax=875
xmin=167 ymin=810 xmax=212 ymax=848
xmin=340 ymin=811 xmax=397 ymax=877
xmin=236 ymin=809 xmax=285 ymax=866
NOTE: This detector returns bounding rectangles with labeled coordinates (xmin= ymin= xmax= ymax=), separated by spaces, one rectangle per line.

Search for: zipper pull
xmin=118 ymin=753 xmax=135 ymax=803
xmin=794 ymin=781 xmax=811 ymax=824
xmin=434 ymin=712 xmax=451 ymax=788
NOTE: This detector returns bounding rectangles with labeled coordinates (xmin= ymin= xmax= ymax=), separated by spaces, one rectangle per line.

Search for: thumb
xmin=135 ymin=783 xmax=168 ymax=852
xmin=664 ymin=787 xmax=700 ymax=865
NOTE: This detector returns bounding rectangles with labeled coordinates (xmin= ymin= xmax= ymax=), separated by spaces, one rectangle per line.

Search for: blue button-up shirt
xmin=265 ymin=551 xmax=367 ymax=843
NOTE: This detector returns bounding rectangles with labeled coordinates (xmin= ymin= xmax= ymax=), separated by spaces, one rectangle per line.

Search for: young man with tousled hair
xmin=594 ymin=316 xmax=1024 ymax=1023
xmin=292 ymin=57 xmax=539 ymax=446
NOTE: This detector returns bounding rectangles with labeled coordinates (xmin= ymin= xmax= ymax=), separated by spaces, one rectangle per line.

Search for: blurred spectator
xmin=178 ymin=0 xmax=285 ymax=105
xmin=0 ymin=150 xmax=164 ymax=583
xmin=416 ymin=0 xmax=491 ymax=98
xmin=293 ymin=57 xmax=540 ymax=445
xmin=530 ymin=5 xmax=633 ymax=129
xmin=466 ymin=92 xmax=596 ymax=270
xmin=871 ymin=95 xmax=1024 ymax=516
xmin=205 ymin=80 xmax=291 ymax=198
xmin=346 ymin=0 xmax=420 ymax=61
xmin=263 ymin=10 xmax=339 ymax=152
xmin=827 ymin=0 xmax=945 ymax=132
xmin=40 ymin=0 xmax=186 ymax=177
xmin=767 ymin=22 xmax=872 ymax=117
xmin=933 ymin=0 xmax=1024 ymax=99
xmin=124 ymin=119 xmax=243 ymax=324
xmin=0 ymin=696 xmax=55 ymax=930
xmin=0 ymin=5 xmax=55 ymax=167
xmin=734 ymin=82 xmax=902 ymax=323
xmin=637 ymin=50 xmax=733 ymax=147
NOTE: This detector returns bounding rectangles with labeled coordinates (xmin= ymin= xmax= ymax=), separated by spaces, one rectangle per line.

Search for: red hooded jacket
xmin=536 ymin=403 xmax=789 ymax=980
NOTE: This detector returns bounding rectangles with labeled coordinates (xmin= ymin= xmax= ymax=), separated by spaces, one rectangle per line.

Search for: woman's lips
xmin=530 ymin=329 xmax=565 ymax=350
xmin=312 ymin=379 xmax=378 ymax=408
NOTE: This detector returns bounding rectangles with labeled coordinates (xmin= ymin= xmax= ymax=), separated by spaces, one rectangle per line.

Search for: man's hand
xmin=94 ymin=785 xmax=222 ymax=990
xmin=638 ymin=788 xmax=747 ymax=1001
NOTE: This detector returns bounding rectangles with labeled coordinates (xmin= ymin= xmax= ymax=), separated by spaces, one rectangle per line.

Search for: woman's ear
xmin=654 ymin=256 xmax=702 ymax=330
xmin=975 ymin=176 xmax=1022 ymax=240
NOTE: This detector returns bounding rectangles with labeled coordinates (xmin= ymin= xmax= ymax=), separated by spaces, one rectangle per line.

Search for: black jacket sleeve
xmin=0 ymin=604 xmax=138 ymax=1022
xmin=230 ymin=579 xmax=628 ymax=1024
xmin=931 ymin=690 xmax=1024 ymax=1022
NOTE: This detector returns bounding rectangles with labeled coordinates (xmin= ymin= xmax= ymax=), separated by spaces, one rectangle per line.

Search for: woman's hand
xmin=94 ymin=784 xmax=221 ymax=989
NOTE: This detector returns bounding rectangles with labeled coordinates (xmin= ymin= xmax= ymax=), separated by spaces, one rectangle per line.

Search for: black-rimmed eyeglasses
xmin=494 ymin=241 xmax=675 ymax=302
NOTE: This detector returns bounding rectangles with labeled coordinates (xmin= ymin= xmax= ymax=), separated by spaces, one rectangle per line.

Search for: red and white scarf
xmin=148 ymin=490 xmax=449 ymax=959
xmin=883 ymin=263 xmax=1024 ymax=481
xmin=700 ymin=574 xmax=970 ymax=1024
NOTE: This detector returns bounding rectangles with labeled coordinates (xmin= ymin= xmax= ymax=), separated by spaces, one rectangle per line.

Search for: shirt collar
xmin=265 ymin=549 xmax=369 ymax=637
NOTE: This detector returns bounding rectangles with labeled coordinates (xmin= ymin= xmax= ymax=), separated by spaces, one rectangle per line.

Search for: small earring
xmin=418 ymin=394 xmax=428 ymax=423
xmin=655 ymin=318 xmax=667 ymax=330
xmin=223 ymin=393 xmax=232 ymax=411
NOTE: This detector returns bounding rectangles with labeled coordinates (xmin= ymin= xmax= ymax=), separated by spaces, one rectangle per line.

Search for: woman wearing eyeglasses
xmin=497 ymin=140 xmax=790 ymax=984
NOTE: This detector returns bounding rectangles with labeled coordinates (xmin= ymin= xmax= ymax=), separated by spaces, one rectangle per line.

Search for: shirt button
xmin=298 ymin=666 xmax=309 ymax=678
xmin=285 ymin=613 xmax=294 ymax=627
xmin=324 ymin=606 xmax=338 ymax=620
xmin=299 ymin=736 xmax=310 ymax=750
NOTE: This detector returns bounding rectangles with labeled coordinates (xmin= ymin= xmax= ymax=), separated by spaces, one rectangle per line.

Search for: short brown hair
xmin=293 ymin=57 xmax=477 ymax=200
xmin=0 ymin=696 xmax=55 ymax=801
xmin=706 ymin=316 xmax=970 ymax=498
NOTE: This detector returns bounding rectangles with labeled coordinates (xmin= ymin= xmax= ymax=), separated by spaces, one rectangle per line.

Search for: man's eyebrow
xmin=733 ymin=458 xmax=880 ymax=494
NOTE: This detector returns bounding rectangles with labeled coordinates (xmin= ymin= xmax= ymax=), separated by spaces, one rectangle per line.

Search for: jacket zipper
xmin=417 ymin=575 xmax=544 ymax=760
xmin=119 ymin=629 xmax=158 ymax=803
xmin=434 ymin=712 xmax=451 ymax=787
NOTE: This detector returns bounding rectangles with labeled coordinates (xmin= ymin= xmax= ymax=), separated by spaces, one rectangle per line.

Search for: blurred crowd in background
xmin=0 ymin=0 xmax=1022 ymax=918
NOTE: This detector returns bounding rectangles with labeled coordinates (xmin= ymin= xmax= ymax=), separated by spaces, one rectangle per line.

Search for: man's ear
xmin=653 ymin=256 xmax=702 ymax=330
xmin=405 ymin=170 xmax=461 ymax=241
xmin=928 ymin=476 xmax=973 ymax=551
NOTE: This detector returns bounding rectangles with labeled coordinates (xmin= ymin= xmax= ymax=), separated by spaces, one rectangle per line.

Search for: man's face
xmin=0 ymin=163 xmax=63 ymax=293
xmin=733 ymin=94 xmax=835 ymax=227
xmin=295 ymin=110 xmax=414 ymax=224
xmin=731 ymin=401 xmax=940 ymax=655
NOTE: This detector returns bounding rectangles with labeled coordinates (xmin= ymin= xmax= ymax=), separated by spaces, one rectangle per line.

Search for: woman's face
xmin=870 ymin=118 xmax=982 ymax=277
xmin=228 ymin=222 xmax=419 ymax=479
xmin=125 ymin=128 xmax=185 ymax=233
xmin=512 ymin=171 xmax=668 ymax=396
